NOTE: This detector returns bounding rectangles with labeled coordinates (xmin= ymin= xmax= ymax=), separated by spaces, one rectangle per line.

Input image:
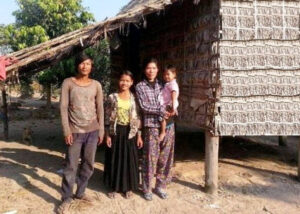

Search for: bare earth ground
xmin=0 ymin=97 xmax=300 ymax=214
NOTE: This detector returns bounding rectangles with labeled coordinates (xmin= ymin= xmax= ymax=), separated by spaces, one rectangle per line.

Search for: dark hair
xmin=164 ymin=65 xmax=177 ymax=75
xmin=118 ymin=70 xmax=134 ymax=80
xmin=143 ymin=57 xmax=159 ymax=70
xmin=75 ymin=53 xmax=93 ymax=69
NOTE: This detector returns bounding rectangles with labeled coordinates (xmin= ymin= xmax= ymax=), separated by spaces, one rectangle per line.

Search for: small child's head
xmin=118 ymin=70 xmax=134 ymax=91
xmin=163 ymin=65 xmax=177 ymax=82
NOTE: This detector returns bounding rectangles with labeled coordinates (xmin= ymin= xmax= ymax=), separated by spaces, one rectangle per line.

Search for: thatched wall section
xmin=218 ymin=0 xmax=300 ymax=135
xmin=112 ymin=0 xmax=221 ymax=130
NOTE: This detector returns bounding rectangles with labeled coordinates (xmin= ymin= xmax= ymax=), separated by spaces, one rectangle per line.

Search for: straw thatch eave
xmin=5 ymin=0 xmax=182 ymax=78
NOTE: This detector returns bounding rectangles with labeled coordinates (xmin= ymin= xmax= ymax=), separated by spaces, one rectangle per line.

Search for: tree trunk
xmin=205 ymin=131 xmax=219 ymax=194
xmin=2 ymin=88 xmax=8 ymax=140
xmin=46 ymin=83 xmax=51 ymax=109
xmin=20 ymin=76 xmax=33 ymax=99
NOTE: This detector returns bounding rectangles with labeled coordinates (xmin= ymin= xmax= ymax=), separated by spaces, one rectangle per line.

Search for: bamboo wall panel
xmin=221 ymin=0 xmax=299 ymax=40
xmin=219 ymin=0 xmax=300 ymax=136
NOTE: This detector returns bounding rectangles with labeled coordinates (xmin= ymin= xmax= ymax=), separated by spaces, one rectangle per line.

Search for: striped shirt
xmin=135 ymin=79 xmax=165 ymax=128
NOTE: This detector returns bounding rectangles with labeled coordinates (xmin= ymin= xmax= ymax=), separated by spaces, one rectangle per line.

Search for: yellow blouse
xmin=116 ymin=96 xmax=131 ymax=125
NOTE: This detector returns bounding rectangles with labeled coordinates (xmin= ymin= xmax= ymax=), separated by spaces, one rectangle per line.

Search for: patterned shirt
xmin=135 ymin=79 xmax=165 ymax=128
xmin=105 ymin=92 xmax=141 ymax=139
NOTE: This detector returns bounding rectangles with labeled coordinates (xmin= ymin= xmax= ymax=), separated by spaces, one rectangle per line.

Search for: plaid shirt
xmin=135 ymin=79 xmax=165 ymax=128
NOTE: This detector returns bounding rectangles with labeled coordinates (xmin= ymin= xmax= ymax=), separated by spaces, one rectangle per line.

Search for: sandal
xmin=108 ymin=192 xmax=116 ymax=199
xmin=154 ymin=188 xmax=168 ymax=199
xmin=144 ymin=192 xmax=153 ymax=201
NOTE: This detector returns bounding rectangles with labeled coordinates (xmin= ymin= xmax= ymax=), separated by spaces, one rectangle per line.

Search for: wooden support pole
xmin=46 ymin=83 xmax=52 ymax=109
xmin=279 ymin=136 xmax=287 ymax=147
xmin=2 ymin=88 xmax=8 ymax=140
xmin=298 ymin=140 xmax=300 ymax=181
xmin=205 ymin=131 xmax=219 ymax=194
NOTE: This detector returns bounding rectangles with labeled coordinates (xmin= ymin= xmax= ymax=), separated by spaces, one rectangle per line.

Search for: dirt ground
xmin=0 ymin=97 xmax=300 ymax=214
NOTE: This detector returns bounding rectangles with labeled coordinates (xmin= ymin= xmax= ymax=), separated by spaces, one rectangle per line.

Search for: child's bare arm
xmin=171 ymin=91 xmax=177 ymax=112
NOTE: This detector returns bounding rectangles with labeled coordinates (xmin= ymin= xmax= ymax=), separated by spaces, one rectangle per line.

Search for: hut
xmin=4 ymin=0 xmax=300 ymax=194
xmin=111 ymin=0 xmax=300 ymax=193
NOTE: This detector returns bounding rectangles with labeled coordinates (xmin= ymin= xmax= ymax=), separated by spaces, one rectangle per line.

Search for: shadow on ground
xmin=0 ymin=147 xmax=107 ymax=205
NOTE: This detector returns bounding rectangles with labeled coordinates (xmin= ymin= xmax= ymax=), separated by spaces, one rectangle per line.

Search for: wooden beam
xmin=298 ymin=139 xmax=300 ymax=181
xmin=205 ymin=131 xmax=219 ymax=194
xmin=2 ymin=88 xmax=8 ymax=140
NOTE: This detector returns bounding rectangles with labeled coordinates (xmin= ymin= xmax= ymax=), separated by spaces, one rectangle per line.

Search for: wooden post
xmin=2 ymin=88 xmax=8 ymax=140
xmin=279 ymin=136 xmax=287 ymax=147
xmin=298 ymin=140 xmax=300 ymax=181
xmin=46 ymin=83 xmax=52 ymax=109
xmin=205 ymin=131 xmax=219 ymax=194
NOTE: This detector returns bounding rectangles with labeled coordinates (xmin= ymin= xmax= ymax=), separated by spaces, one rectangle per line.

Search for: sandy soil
xmin=0 ymin=98 xmax=300 ymax=214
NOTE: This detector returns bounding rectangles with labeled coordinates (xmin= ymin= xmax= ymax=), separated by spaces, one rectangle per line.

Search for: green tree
xmin=3 ymin=25 xmax=49 ymax=51
xmin=0 ymin=25 xmax=10 ymax=48
xmin=2 ymin=0 xmax=94 ymax=105
xmin=0 ymin=25 xmax=12 ymax=55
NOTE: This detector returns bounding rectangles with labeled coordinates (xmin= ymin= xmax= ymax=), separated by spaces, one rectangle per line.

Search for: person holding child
xmin=135 ymin=58 xmax=178 ymax=201
xmin=104 ymin=70 xmax=143 ymax=199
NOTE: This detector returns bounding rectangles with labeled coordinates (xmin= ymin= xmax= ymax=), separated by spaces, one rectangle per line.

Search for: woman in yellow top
xmin=104 ymin=71 xmax=143 ymax=199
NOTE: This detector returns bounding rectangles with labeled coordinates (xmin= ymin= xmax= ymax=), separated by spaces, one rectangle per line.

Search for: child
xmin=104 ymin=71 xmax=143 ymax=199
xmin=159 ymin=65 xmax=179 ymax=142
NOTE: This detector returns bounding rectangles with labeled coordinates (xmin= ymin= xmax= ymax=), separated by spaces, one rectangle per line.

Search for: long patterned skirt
xmin=142 ymin=123 xmax=175 ymax=193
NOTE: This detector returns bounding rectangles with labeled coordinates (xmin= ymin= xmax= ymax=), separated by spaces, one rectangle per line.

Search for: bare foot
xmin=159 ymin=132 xmax=166 ymax=142
xmin=75 ymin=194 xmax=95 ymax=203
xmin=125 ymin=191 xmax=133 ymax=199
xmin=57 ymin=198 xmax=72 ymax=214
xmin=108 ymin=192 xmax=116 ymax=199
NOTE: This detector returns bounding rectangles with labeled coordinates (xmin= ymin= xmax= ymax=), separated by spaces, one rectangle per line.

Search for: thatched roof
xmin=5 ymin=0 xmax=179 ymax=78
xmin=119 ymin=0 xmax=176 ymax=14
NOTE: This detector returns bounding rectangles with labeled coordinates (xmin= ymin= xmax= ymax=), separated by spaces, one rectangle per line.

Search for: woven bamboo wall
xmin=218 ymin=0 xmax=300 ymax=135
xmin=137 ymin=0 xmax=220 ymax=129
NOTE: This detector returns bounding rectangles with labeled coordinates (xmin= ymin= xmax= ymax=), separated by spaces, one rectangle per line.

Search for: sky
xmin=0 ymin=0 xmax=131 ymax=25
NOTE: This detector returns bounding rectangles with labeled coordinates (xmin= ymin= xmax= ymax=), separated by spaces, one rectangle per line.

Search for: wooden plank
xmin=2 ymin=88 xmax=8 ymax=140
xmin=205 ymin=131 xmax=219 ymax=194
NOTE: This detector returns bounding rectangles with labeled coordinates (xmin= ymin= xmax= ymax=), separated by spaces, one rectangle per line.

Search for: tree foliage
xmin=3 ymin=25 xmax=49 ymax=51
xmin=2 ymin=0 xmax=94 ymax=52
xmin=1 ymin=0 xmax=95 ymax=100
xmin=0 ymin=25 xmax=12 ymax=54
xmin=13 ymin=0 xmax=94 ymax=38
xmin=1 ymin=0 xmax=112 ymax=101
